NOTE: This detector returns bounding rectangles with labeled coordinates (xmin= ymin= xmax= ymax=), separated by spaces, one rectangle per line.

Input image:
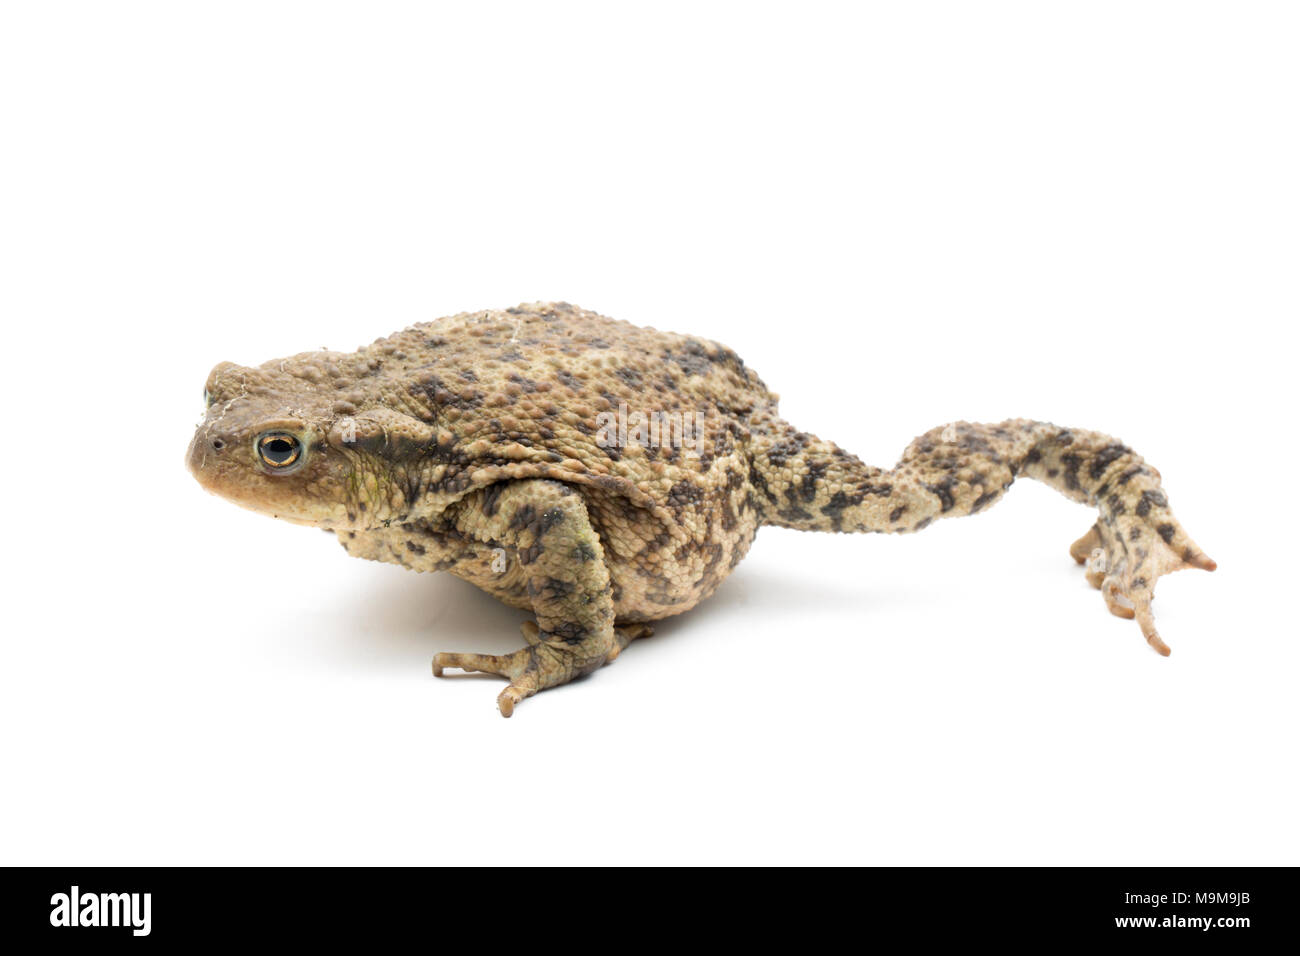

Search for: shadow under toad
xmin=323 ymin=559 xmax=862 ymax=678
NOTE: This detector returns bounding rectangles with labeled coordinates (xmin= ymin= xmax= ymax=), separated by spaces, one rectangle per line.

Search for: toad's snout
xmin=185 ymin=424 xmax=228 ymax=488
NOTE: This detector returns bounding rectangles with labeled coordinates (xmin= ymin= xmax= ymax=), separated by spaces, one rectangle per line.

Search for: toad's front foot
xmin=432 ymin=644 xmax=576 ymax=718
xmin=433 ymin=622 xmax=654 ymax=716
xmin=1068 ymin=481 xmax=1215 ymax=656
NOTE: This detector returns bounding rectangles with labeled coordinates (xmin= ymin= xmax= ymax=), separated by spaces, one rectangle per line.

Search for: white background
xmin=2 ymin=2 xmax=1296 ymax=866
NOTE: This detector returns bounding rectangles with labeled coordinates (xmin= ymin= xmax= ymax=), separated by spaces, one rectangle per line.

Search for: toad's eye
xmin=257 ymin=432 xmax=304 ymax=470
xmin=203 ymin=389 xmax=214 ymax=408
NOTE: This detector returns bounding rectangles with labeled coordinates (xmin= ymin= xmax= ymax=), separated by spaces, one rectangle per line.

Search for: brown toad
xmin=187 ymin=302 xmax=1215 ymax=716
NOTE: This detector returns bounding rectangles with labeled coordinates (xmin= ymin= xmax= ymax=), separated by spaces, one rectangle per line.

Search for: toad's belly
xmin=339 ymin=498 xmax=762 ymax=624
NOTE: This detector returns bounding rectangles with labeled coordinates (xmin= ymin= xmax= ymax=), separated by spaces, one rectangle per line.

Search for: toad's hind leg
xmin=433 ymin=479 xmax=622 ymax=717
xmin=752 ymin=418 xmax=1215 ymax=656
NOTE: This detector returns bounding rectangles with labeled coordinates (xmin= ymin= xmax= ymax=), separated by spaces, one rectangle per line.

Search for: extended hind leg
xmin=919 ymin=423 xmax=1217 ymax=655
xmin=754 ymin=418 xmax=1215 ymax=656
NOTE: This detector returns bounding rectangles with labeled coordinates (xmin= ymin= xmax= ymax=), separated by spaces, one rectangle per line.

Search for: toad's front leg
xmin=433 ymin=479 xmax=620 ymax=717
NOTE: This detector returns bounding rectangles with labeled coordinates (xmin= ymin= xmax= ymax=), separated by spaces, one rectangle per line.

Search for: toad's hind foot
xmin=1068 ymin=498 xmax=1215 ymax=656
xmin=609 ymin=622 xmax=654 ymax=662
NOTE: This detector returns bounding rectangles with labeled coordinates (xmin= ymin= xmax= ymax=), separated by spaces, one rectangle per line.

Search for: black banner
xmin=2 ymin=867 xmax=1289 ymax=945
